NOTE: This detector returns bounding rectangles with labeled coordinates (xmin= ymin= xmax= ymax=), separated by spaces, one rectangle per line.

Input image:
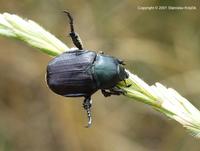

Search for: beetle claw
xmin=83 ymin=96 xmax=92 ymax=128
xmin=85 ymin=111 xmax=92 ymax=128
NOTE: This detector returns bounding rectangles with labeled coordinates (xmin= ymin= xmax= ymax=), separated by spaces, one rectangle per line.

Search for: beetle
xmin=46 ymin=11 xmax=129 ymax=127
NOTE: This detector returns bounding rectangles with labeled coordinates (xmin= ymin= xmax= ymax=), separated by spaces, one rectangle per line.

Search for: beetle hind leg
xmin=63 ymin=11 xmax=83 ymax=50
xmin=83 ymin=96 xmax=92 ymax=127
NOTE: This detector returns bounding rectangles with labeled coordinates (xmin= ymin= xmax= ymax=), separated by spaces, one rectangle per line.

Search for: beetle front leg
xmin=83 ymin=96 xmax=92 ymax=127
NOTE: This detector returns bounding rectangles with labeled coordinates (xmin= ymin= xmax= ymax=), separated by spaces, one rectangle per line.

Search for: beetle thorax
xmin=93 ymin=54 xmax=127 ymax=89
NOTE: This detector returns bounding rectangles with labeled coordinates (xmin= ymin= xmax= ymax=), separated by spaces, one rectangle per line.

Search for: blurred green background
xmin=0 ymin=0 xmax=200 ymax=151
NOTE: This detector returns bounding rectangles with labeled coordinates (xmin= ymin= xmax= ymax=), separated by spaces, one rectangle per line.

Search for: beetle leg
xmin=109 ymin=87 xmax=126 ymax=95
xmin=101 ymin=89 xmax=112 ymax=97
xmin=63 ymin=11 xmax=83 ymax=50
xmin=83 ymin=96 xmax=92 ymax=128
xmin=101 ymin=87 xmax=125 ymax=97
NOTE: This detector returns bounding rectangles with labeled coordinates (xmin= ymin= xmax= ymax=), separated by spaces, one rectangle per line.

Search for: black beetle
xmin=46 ymin=11 xmax=129 ymax=127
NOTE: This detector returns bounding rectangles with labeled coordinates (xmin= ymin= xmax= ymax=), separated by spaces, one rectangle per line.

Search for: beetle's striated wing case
xmin=47 ymin=50 xmax=97 ymax=97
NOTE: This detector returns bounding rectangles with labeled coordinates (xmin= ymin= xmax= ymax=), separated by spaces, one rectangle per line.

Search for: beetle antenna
xmin=63 ymin=11 xmax=83 ymax=50
xmin=83 ymin=96 xmax=92 ymax=127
